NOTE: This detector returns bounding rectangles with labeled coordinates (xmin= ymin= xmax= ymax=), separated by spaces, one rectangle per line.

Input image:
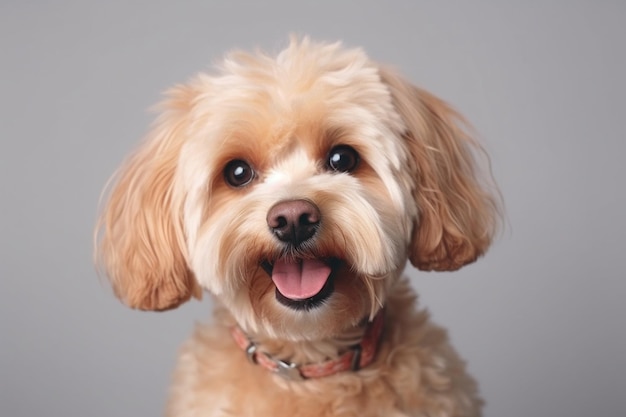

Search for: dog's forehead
xmin=196 ymin=44 xmax=401 ymax=144
xmin=207 ymin=86 xmax=403 ymax=159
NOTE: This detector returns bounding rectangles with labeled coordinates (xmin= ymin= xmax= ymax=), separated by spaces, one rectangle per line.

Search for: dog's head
xmin=95 ymin=38 xmax=499 ymax=340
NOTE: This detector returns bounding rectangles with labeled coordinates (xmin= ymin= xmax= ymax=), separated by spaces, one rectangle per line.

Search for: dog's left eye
xmin=327 ymin=145 xmax=359 ymax=173
xmin=224 ymin=160 xmax=255 ymax=187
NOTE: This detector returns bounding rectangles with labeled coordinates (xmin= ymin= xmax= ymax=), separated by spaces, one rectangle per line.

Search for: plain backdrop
xmin=1 ymin=1 xmax=624 ymax=416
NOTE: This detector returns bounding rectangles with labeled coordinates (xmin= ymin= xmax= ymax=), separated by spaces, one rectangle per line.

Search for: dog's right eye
xmin=224 ymin=160 xmax=255 ymax=187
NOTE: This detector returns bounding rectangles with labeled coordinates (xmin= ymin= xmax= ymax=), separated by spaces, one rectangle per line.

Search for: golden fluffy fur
xmin=95 ymin=37 xmax=499 ymax=416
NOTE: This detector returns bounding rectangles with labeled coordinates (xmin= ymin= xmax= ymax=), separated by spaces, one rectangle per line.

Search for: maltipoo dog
xmin=95 ymin=37 xmax=499 ymax=417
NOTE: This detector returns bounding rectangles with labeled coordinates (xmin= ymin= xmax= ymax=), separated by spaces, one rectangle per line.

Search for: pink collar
xmin=230 ymin=310 xmax=385 ymax=381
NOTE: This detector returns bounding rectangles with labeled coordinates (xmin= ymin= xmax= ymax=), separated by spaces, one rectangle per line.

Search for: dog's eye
xmin=224 ymin=160 xmax=255 ymax=187
xmin=327 ymin=145 xmax=359 ymax=173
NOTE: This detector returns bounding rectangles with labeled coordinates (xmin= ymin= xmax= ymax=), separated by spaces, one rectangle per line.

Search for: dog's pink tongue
xmin=272 ymin=259 xmax=332 ymax=300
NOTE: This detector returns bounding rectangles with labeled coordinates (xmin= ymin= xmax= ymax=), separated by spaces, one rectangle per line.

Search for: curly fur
xmin=95 ymin=37 xmax=499 ymax=416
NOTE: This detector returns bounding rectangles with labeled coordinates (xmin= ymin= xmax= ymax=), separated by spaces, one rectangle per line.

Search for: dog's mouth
xmin=261 ymin=258 xmax=338 ymax=310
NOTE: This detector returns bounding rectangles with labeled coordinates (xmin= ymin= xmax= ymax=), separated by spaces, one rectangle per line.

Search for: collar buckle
xmin=274 ymin=359 xmax=305 ymax=381
xmin=244 ymin=340 xmax=305 ymax=381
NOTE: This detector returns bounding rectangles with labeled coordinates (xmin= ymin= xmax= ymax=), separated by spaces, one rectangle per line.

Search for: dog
xmin=95 ymin=37 xmax=499 ymax=417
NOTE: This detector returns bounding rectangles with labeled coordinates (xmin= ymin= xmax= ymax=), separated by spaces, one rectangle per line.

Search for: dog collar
xmin=230 ymin=309 xmax=385 ymax=381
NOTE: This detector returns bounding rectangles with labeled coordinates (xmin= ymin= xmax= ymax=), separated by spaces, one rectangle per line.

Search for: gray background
xmin=1 ymin=1 xmax=624 ymax=416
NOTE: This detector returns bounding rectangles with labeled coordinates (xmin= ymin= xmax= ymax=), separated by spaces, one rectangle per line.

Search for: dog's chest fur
xmin=166 ymin=279 xmax=481 ymax=417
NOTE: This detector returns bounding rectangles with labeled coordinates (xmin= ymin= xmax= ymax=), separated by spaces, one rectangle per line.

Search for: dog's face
xmin=95 ymin=39 xmax=498 ymax=340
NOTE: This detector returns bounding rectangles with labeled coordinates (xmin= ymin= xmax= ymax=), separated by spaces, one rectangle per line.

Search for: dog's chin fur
xmin=95 ymin=37 xmax=500 ymax=416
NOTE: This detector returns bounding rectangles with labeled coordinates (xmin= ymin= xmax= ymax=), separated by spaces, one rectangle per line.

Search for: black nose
xmin=266 ymin=199 xmax=321 ymax=246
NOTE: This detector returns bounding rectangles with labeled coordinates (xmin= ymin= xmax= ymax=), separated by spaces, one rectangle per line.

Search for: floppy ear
xmin=380 ymin=68 xmax=499 ymax=271
xmin=95 ymin=85 xmax=202 ymax=310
